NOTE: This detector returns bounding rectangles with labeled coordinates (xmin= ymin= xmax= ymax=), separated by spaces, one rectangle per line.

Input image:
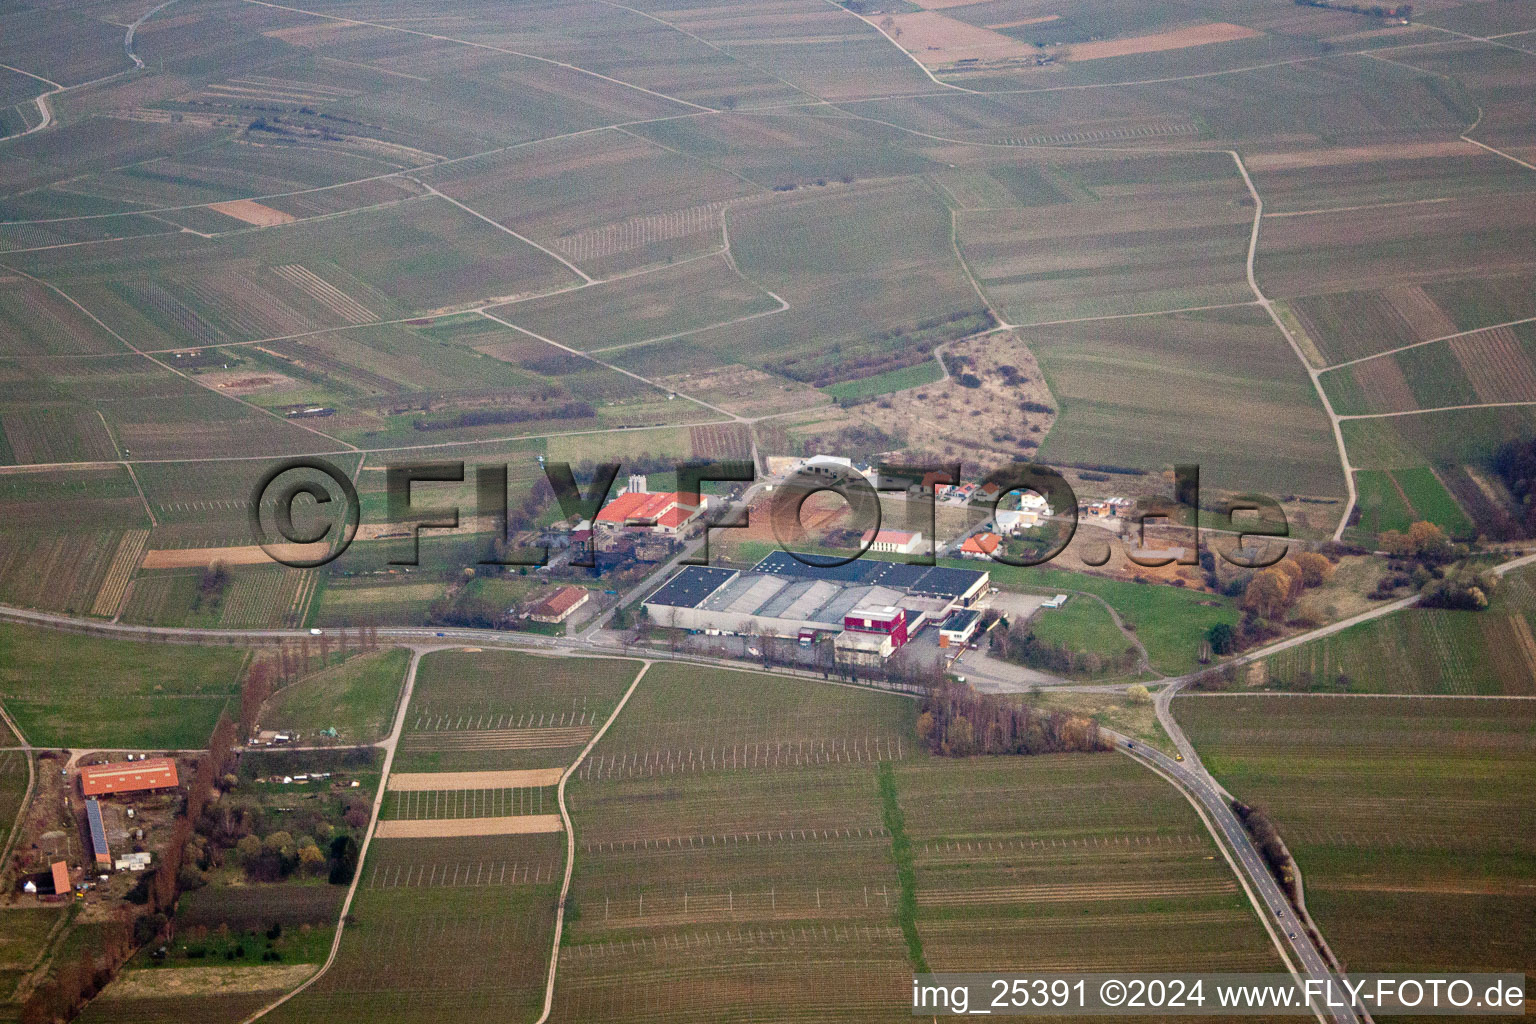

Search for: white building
xmin=861 ymin=528 xmax=923 ymax=555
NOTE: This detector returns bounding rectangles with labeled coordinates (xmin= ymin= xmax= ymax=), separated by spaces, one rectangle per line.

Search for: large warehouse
xmin=643 ymin=552 xmax=989 ymax=640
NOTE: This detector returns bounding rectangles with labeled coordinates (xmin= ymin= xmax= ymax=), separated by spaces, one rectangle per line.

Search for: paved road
xmin=1109 ymin=729 xmax=1354 ymax=1024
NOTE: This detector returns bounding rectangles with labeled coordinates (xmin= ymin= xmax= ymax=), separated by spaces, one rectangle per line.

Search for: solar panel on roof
xmin=86 ymin=799 xmax=109 ymax=857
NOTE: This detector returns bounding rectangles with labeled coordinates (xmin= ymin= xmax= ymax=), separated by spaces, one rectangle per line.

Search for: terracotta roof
xmin=530 ymin=585 xmax=588 ymax=617
xmin=79 ymin=758 xmax=179 ymax=797
xmin=655 ymin=506 xmax=694 ymax=529
xmin=50 ymin=861 xmax=68 ymax=896
xmin=960 ymin=532 xmax=1001 ymax=555
xmin=595 ymin=491 xmax=686 ymax=524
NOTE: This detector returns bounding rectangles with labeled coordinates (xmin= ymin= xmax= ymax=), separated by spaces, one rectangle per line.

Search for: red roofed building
xmin=527 ymin=584 xmax=591 ymax=624
xmin=959 ymin=532 xmax=1001 ymax=560
xmin=79 ymin=757 xmax=179 ymax=797
xmin=594 ymin=491 xmax=702 ymax=536
xmin=50 ymin=861 xmax=69 ymax=897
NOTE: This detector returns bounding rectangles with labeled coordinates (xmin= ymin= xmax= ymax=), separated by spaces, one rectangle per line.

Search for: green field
xmin=263 ymin=648 xmax=411 ymax=744
xmin=821 ymin=358 xmax=944 ymax=400
xmin=971 ymin=561 xmax=1238 ymax=676
xmin=1027 ymin=596 xmax=1137 ymax=673
xmin=0 ymin=622 xmax=246 ymax=747
xmin=1176 ymin=695 xmax=1536 ymax=981
xmin=1351 ymin=466 xmax=1474 ymax=538
xmin=1352 ymin=470 xmax=1415 ymax=535
xmin=1391 ymin=466 xmax=1475 ymax=537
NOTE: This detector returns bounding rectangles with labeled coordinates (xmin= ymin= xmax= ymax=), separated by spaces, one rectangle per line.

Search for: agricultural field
xmin=555 ymin=663 xmax=916 ymax=1022
xmin=488 ymin=254 xmax=781 ymax=353
xmin=394 ymin=651 xmax=638 ymax=773
xmin=254 ymin=649 xmax=637 ymax=1023
xmin=1259 ymin=605 xmax=1536 ymax=696
xmin=552 ymin=663 xmax=1286 ymax=1020
xmin=1320 ymin=321 xmax=1536 ymax=415
xmin=0 ymin=622 xmax=247 ymax=748
xmin=1175 ymin=695 xmax=1536 ymax=981
xmin=955 ymin=152 xmax=1253 ymax=325
xmin=3 ymin=0 xmax=1536 ymax=1016
xmin=1025 ymin=306 xmax=1346 ymax=499
xmin=898 ymin=755 xmax=1284 ymax=975
xmin=261 ymin=648 xmax=412 ymax=744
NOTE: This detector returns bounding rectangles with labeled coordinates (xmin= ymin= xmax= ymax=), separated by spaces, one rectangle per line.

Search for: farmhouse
xmin=959 ymin=532 xmax=1002 ymax=559
xmin=86 ymin=799 xmax=110 ymax=867
xmin=861 ymin=528 xmax=923 ymax=555
xmin=50 ymin=861 xmax=69 ymax=897
xmin=527 ymin=584 xmax=590 ymax=624
xmin=79 ymin=757 xmax=179 ymax=797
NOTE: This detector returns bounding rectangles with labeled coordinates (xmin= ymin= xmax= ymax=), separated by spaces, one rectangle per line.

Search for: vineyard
xmin=688 ymin=423 xmax=751 ymax=461
xmin=899 ymin=755 xmax=1281 ymax=975
xmin=89 ymin=529 xmax=149 ymax=618
xmin=0 ymin=530 xmax=123 ymax=614
xmin=218 ymin=566 xmax=310 ymax=628
xmin=1176 ymin=694 xmax=1536 ymax=981
xmin=256 ymin=650 xmax=632 ymax=1023
xmin=1262 ymin=607 xmax=1536 ymax=695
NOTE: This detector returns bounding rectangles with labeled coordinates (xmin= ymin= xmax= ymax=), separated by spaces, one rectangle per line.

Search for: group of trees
xmin=412 ymin=400 xmax=595 ymax=432
xmin=1240 ymin=552 xmax=1335 ymax=621
xmin=233 ymin=829 xmax=358 ymax=885
xmin=988 ymin=618 xmax=1137 ymax=677
xmin=194 ymin=562 xmax=231 ymax=609
xmin=1370 ymin=521 xmax=1491 ymax=607
xmin=916 ymin=683 xmax=1108 ymax=757
xmin=1494 ymin=437 xmax=1536 ymax=534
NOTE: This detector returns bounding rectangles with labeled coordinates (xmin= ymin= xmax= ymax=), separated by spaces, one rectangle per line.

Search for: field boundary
xmin=240 ymin=647 xmax=425 ymax=1024
xmin=534 ymin=659 xmax=650 ymax=1024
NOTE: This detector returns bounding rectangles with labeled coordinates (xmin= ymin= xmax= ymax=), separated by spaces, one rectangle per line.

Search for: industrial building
xmin=860 ymin=528 xmax=923 ymax=555
xmin=643 ymin=552 xmax=989 ymax=663
xmin=939 ymin=608 xmax=981 ymax=647
xmin=86 ymin=798 xmax=110 ymax=867
xmin=79 ymin=757 xmax=179 ymax=797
